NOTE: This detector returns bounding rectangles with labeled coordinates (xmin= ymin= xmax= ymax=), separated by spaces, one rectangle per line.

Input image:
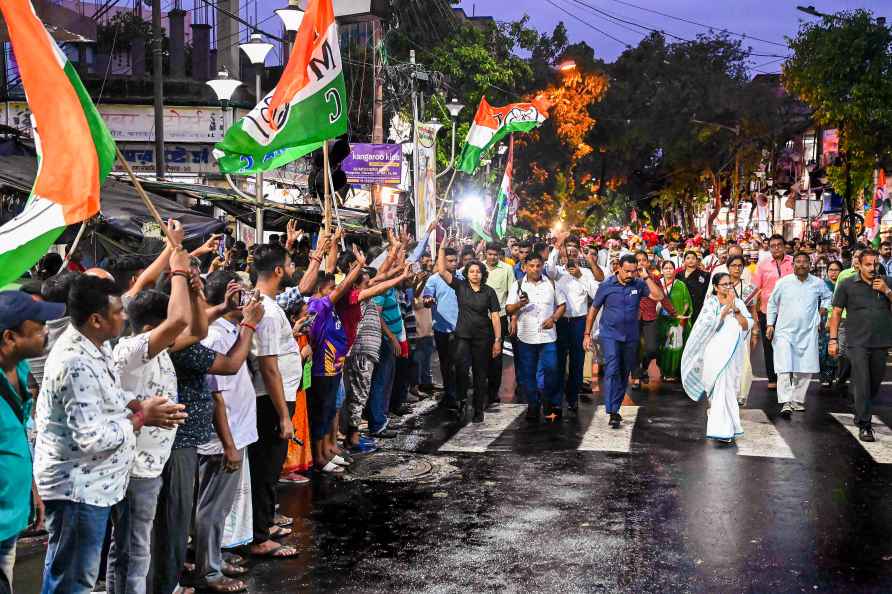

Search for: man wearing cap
xmin=0 ymin=291 xmax=65 ymax=593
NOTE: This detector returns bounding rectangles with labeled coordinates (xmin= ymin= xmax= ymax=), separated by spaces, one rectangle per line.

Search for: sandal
xmin=250 ymin=543 xmax=299 ymax=558
xmin=198 ymin=577 xmax=247 ymax=593
xmin=330 ymin=455 xmax=351 ymax=467
xmin=318 ymin=461 xmax=345 ymax=474
xmin=268 ymin=525 xmax=292 ymax=539
xmin=222 ymin=562 xmax=248 ymax=577
xmin=273 ymin=513 xmax=294 ymax=527
xmin=222 ymin=552 xmax=248 ymax=567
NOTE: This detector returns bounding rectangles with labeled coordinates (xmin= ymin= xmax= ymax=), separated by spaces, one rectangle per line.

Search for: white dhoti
xmin=776 ymin=372 xmax=811 ymax=404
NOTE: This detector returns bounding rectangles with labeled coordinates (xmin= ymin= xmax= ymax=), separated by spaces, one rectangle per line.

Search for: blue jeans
xmin=1 ymin=534 xmax=16 ymax=594
xmin=41 ymin=499 xmax=111 ymax=594
xmin=414 ymin=336 xmax=435 ymax=385
xmin=600 ymin=337 xmax=638 ymax=414
xmin=556 ymin=316 xmax=587 ymax=406
xmin=368 ymin=340 xmax=395 ymax=433
xmin=108 ymin=476 xmax=163 ymax=594
xmin=515 ymin=341 xmax=560 ymax=408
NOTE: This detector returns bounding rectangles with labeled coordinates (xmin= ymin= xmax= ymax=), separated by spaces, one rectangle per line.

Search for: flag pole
xmin=322 ymin=140 xmax=332 ymax=234
xmin=56 ymin=220 xmax=89 ymax=274
xmin=114 ymin=146 xmax=177 ymax=246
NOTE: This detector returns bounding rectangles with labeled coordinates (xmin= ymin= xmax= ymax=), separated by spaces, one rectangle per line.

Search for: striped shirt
xmin=352 ymin=300 xmax=383 ymax=362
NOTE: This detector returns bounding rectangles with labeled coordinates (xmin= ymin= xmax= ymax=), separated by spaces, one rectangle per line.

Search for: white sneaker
xmin=780 ymin=403 xmax=793 ymax=417
xmin=791 ymin=402 xmax=806 ymax=412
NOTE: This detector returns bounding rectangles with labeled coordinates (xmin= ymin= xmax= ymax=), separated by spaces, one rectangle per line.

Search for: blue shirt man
xmin=423 ymin=247 xmax=461 ymax=406
xmin=422 ymin=273 xmax=458 ymax=333
xmin=0 ymin=291 xmax=66 ymax=591
xmin=585 ymin=255 xmax=663 ymax=426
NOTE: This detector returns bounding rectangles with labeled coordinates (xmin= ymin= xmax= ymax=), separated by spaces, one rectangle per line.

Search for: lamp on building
xmin=275 ymin=3 xmax=305 ymax=32
xmin=239 ymin=33 xmax=273 ymax=241
xmin=206 ymin=67 xmax=242 ymax=109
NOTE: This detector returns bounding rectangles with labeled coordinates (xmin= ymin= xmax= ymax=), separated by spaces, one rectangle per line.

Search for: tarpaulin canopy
xmin=0 ymin=155 xmax=225 ymax=241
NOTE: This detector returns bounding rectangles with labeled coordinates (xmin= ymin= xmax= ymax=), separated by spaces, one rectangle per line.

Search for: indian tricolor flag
xmin=214 ymin=0 xmax=347 ymax=174
xmin=456 ymin=95 xmax=550 ymax=175
xmin=0 ymin=0 xmax=115 ymax=287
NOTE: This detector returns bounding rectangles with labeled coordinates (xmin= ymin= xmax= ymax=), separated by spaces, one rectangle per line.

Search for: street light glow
xmin=457 ymin=194 xmax=486 ymax=224
xmin=557 ymin=60 xmax=577 ymax=72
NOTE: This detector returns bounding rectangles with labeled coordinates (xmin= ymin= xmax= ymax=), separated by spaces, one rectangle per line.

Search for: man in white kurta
xmin=766 ymin=252 xmax=832 ymax=416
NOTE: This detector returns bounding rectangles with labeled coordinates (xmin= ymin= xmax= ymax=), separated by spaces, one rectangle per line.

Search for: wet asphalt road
xmin=15 ymin=350 xmax=892 ymax=593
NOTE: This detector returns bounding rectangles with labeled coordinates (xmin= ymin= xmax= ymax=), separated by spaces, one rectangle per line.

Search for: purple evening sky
xmin=454 ymin=0 xmax=890 ymax=72
xmin=243 ymin=0 xmax=889 ymax=72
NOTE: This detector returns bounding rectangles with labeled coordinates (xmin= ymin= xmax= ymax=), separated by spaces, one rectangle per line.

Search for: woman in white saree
xmin=681 ymin=273 xmax=753 ymax=443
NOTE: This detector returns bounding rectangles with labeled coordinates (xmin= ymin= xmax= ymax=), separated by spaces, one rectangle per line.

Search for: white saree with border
xmin=681 ymin=295 xmax=752 ymax=441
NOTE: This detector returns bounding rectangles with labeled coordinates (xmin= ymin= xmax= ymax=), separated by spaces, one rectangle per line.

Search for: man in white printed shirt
xmin=34 ymin=275 xmax=185 ymax=594
xmin=506 ymin=253 xmax=567 ymax=422
xmin=106 ymin=246 xmax=192 ymax=594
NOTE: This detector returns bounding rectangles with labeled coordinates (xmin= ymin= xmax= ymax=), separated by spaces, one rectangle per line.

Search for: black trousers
xmin=758 ymin=312 xmax=777 ymax=383
xmin=848 ymin=346 xmax=888 ymax=427
xmin=148 ymin=447 xmax=197 ymax=594
xmin=248 ymin=395 xmax=294 ymax=544
xmin=487 ymin=316 xmax=508 ymax=405
xmin=634 ymin=319 xmax=659 ymax=379
xmin=455 ymin=336 xmax=492 ymax=414
xmin=434 ymin=331 xmax=457 ymax=405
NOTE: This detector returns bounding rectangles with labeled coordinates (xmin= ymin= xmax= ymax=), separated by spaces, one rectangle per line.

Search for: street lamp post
xmin=240 ymin=33 xmax=273 ymax=243
xmin=275 ymin=2 xmax=304 ymax=56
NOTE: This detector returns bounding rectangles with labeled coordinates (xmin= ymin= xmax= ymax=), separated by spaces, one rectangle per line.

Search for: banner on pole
xmin=342 ymin=143 xmax=402 ymax=184
xmin=414 ymin=121 xmax=442 ymax=241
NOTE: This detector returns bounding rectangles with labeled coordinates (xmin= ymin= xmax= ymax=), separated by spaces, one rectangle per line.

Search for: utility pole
xmin=371 ymin=17 xmax=384 ymax=144
xmin=152 ymin=0 xmax=165 ymax=179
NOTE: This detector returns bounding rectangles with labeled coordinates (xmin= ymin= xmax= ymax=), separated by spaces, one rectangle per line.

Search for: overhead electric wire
xmin=601 ymin=0 xmax=789 ymax=47
xmin=566 ymin=0 xmax=789 ymax=58
xmin=546 ymin=0 xmax=632 ymax=48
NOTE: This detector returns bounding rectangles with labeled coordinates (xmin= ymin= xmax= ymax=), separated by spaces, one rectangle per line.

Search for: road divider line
xmin=737 ymin=409 xmax=795 ymax=459
xmin=830 ymin=413 xmax=892 ymax=464
xmin=577 ymin=405 xmax=639 ymax=453
xmin=438 ymin=404 xmax=527 ymax=453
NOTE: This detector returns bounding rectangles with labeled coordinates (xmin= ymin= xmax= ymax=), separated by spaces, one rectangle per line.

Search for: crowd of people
xmin=1 ymin=217 xmax=891 ymax=594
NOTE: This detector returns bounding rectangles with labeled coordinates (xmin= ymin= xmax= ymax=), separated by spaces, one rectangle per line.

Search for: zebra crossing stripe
xmin=830 ymin=414 xmax=892 ymax=464
xmin=577 ymin=406 xmax=639 ymax=453
xmin=737 ymin=409 xmax=795 ymax=459
xmin=438 ymin=404 xmax=527 ymax=453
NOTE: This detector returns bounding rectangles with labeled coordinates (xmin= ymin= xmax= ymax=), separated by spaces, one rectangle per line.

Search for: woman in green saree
xmin=657 ymin=260 xmax=693 ymax=381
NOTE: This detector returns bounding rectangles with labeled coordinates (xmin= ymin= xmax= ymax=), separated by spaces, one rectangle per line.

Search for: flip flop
xmin=222 ymin=552 xmax=248 ymax=567
xmin=318 ymin=461 xmax=345 ymax=474
xmin=269 ymin=525 xmax=292 ymax=539
xmin=197 ymin=577 xmax=246 ymax=593
xmin=251 ymin=543 xmax=299 ymax=558
xmin=331 ymin=455 xmax=351 ymax=467
xmin=222 ymin=562 xmax=248 ymax=577
xmin=273 ymin=513 xmax=294 ymax=527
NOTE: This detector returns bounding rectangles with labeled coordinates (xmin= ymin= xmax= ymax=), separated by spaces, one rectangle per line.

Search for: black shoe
xmin=860 ymin=426 xmax=876 ymax=442
xmin=608 ymin=413 xmax=621 ymax=429
xmin=567 ymin=403 xmax=579 ymax=416
xmin=485 ymin=400 xmax=501 ymax=412
xmin=526 ymin=404 xmax=540 ymax=422
xmin=579 ymin=394 xmax=593 ymax=403
xmin=472 ymin=411 xmax=484 ymax=423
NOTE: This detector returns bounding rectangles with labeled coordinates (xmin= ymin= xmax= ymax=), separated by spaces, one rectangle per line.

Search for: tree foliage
xmin=783 ymin=9 xmax=892 ymax=195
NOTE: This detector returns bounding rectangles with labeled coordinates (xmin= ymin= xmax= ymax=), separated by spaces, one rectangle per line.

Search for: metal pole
xmin=371 ymin=17 xmax=384 ymax=144
xmin=255 ymin=68 xmax=264 ymax=242
xmin=323 ymin=139 xmax=331 ymax=233
xmin=152 ymin=0 xmax=165 ymax=179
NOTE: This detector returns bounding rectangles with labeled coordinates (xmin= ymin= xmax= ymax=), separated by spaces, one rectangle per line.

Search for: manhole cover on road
xmin=347 ymin=453 xmax=458 ymax=483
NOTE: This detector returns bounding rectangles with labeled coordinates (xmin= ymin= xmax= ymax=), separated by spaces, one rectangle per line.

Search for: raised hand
xmin=167 ymin=219 xmax=185 ymax=249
